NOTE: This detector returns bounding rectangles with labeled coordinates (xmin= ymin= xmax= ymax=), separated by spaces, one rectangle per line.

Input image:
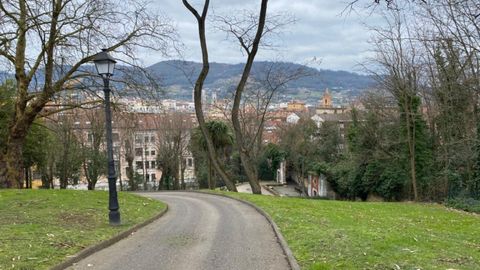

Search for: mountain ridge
xmin=147 ymin=60 xmax=376 ymax=102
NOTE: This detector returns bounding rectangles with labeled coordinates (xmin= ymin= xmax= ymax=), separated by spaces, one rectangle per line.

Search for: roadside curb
xmin=195 ymin=191 xmax=301 ymax=270
xmin=51 ymin=205 xmax=168 ymax=270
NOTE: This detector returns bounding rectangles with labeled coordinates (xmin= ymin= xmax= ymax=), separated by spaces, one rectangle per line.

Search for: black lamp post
xmin=93 ymin=49 xmax=121 ymax=225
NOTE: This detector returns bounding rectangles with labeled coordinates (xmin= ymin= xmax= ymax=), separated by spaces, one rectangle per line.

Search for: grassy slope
xmin=0 ymin=190 xmax=165 ymax=270
xmin=216 ymin=192 xmax=480 ymax=270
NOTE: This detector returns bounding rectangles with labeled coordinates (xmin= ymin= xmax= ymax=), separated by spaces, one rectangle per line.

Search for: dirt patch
xmin=56 ymin=212 xmax=96 ymax=228
xmin=438 ymin=256 xmax=473 ymax=265
xmin=0 ymin=213 xmax=28 ymax=225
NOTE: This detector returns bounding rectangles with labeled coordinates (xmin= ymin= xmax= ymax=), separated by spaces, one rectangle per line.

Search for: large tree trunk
xmin=3 ymin=134 xmax=28 ymax=188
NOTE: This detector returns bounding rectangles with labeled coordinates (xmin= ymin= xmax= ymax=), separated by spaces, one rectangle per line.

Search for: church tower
xmin=321 ymin=88 xmax=332 ymax=108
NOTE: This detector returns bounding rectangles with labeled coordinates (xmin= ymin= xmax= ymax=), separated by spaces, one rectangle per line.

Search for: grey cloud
xmin=144 ymin=0 xmax=383 ymax=72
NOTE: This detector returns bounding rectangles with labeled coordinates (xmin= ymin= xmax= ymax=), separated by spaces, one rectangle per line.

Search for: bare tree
xmin=77 ymin=108 xmax=107 ymax=190
xmin=182 ymin=0 xmax=237 ymax=191
xmin=370 ymin=10 xmax=427 ymax=200
xmin=155 ymin=112 xmax=192 ymax=190
xmin=216 ymin=62 xmax=311 ymax=187
xmin=117 ymin=111 xmax=140 ymax=191
xmin=0 ymin=0 xmax=175 ymax=188
xmin=208 ymin=1 xmax=268 ymax=194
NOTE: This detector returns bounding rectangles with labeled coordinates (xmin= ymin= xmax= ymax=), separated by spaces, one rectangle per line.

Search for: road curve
xmin=68 ymin=192 xmax=290 ymax=270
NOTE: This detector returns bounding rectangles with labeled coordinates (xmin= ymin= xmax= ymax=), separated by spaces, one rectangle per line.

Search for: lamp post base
xmin=109 ymin=210 xmax=121 ymax=226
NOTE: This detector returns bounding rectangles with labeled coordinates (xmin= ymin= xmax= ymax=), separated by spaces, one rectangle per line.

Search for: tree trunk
xmin=142 ymin=148 xmax=147 ymax=191
xmin=126 ymin=155 xmax=135 ymax=191
xmin=87 ymin=182 xmax=95 ymax=190
xmin=60 ymin=177 xmax=67 ymax=189
xmin=49 ymin=164 xmax=54 ymax=189
xmin=24 ymin=167 xmax=29 ymax=189
xmin=237 ymin=149 xmax=262 ymax=194
xmin=180 ymin=160 xmax=186 ymax=190
xmin=29 ymin=167 xmax=32 ymax=188
xmin=118 ymin=158 xmax=123 ymax=191
xmin=173 ymin=166 xmax=180 ymax=190
xmin=158 ymin=174 xmax=164 ymax=191
xmin=405 ymin=101 xmax=418 ymax=201
xmin=0 ymin=157 xmax=7 ymax=188
xmin=3 ymin=135 xmax=27 ymax=188
xmin=208 ymin=157 xmax=213 ymax=189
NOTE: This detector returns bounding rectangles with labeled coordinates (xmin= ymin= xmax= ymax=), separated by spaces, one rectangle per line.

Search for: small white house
xmin=311 ymin=114 xmax=324 ymax=128
xmin=286 ymin=113 xmax=300 ymax=124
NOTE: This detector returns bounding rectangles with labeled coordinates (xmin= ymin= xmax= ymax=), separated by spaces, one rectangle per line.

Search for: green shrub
xmin=445 ymin=197 xmax=480 ymax=213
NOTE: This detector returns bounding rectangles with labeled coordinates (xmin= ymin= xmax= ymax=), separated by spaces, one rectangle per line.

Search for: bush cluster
xmin=445 ymin=197 xmax=480 ymax=214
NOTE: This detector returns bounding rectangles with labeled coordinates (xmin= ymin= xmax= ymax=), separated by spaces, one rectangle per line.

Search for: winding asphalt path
xmin=68 ymin=192 xmax=290 ymax=270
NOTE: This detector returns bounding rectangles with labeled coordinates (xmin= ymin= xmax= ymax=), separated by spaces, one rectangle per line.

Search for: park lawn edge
xmin=203 ymin=190 xmax=480 ymax=270
xmin=51 ymin=203 xmax=168 ymax=270
xmin=0 ymin=190 xmax=167 ymax=270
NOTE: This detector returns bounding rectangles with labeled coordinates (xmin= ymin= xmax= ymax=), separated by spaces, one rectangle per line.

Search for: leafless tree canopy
xmin=0 ymin=0 xmax=176 ymax=187
xmin=213 ymin=9 xmax=295 ymax=53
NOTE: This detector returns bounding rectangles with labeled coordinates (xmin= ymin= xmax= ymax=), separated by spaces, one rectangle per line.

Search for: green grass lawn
xmin=215 ymin=192 xmax=480 ymax=270
xmin=0 ymin=189 xmax=165 ymax=270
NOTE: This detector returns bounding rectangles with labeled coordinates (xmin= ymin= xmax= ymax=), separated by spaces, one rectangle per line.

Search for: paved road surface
xmin=68 ymin=192 xmax=290 ymax=270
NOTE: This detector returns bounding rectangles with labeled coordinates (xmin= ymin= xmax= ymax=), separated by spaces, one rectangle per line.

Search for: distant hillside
xmin=147 ymin=60 xmax=375 ymax=102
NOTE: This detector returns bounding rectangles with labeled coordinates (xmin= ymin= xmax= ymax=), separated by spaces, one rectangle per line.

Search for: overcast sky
xmin=139 ymin=0 xmax=384 ymax=72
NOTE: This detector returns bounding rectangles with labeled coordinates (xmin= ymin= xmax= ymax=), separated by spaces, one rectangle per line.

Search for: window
xmin=151 ymin=161 xmax=156 ymax=168
xmin=144 ymin=136 xmax=149 ymax=143
xmin=145 ymin=161 xmax=150 ymax=169
xmin=136 ymin=161 xmax=143 ymax=169
xmin=146 ymin=174 xmax=150 ymax=182
xmin=187 ymin=158 xmax=193 ymax=168
xmin=135 ymin=135 xmax=142 ymax=144
xmin=145 ymin=150 xmax=149 ymax=156
xmin=151 ymin=174 xmax=156 ymax=181
xmin=150 ymin=136 xmax=155 ymax=143
xmin=151 ymin=150 xmax=156 ymax=156
xmin=135 ymin=148 xmax=143 ymax=156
